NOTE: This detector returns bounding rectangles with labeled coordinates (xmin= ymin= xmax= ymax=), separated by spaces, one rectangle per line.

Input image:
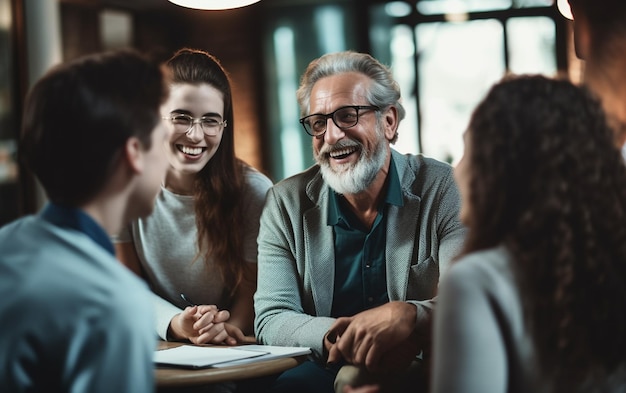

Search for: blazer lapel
xmin=386 ymin=196 xmax=420 ymax=300
xmin=386 ymin=151 xmax=421 ymax=301
xmin=304 ymin=176 xmax=335 ymax=316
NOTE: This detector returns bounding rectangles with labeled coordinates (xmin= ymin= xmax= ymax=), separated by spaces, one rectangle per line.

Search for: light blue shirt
xmin=0 ymin=203 xmax=156 ymax=392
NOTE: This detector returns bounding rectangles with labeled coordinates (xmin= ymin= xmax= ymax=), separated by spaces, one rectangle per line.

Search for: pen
xmin=180 ymin=293 xmax=196 ymax=307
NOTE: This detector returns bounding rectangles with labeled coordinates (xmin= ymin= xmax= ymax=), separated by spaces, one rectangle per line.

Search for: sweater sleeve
xmin=152 ymin=293 xmax=183 ymax=341
xmin=431 ymin=259 xmax=508 ymax=393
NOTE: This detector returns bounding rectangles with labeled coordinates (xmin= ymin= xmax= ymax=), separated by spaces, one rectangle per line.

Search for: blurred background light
xmin=167 ymin=0 xmax=261 ymax=10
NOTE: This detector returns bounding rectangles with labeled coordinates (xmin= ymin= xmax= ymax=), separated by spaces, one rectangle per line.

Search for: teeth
xmin=181 ymin=146 xmax=203 ymax=155
xmin=330 ymin=147 xmax=356 ymax=158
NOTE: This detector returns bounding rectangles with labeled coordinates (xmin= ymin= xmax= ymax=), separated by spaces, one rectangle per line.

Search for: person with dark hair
xmin=431 ymin=75 xmax=626 ymax=393
xmin=567 ymin=0 xmax=626 ymax=156
xmin=0 ymin=49 xmax=170 ymax=392
xmin=115 ymin=48 xmax=272 ymax=346
xmin=254 ymin=50 xmax=465 ymax=393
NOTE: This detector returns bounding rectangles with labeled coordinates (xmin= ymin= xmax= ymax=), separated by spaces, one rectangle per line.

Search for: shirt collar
xmin=385 ymin=153 xmax=404 ymax=207
xmin=328 ymin=153 xmax=404 ymax=226
xmin=41 ymin=203 xmax=115 ymax=256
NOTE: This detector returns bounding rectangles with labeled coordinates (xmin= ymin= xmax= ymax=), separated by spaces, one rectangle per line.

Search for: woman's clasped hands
xmin=169 ymin=304 xmax=246 ymax=345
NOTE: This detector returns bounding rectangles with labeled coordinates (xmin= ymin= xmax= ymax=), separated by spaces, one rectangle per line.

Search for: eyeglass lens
xmin=302 ymin=106 xmax=373 ymax=136
xmin=169 ymin=114 xmax=225 ymax=135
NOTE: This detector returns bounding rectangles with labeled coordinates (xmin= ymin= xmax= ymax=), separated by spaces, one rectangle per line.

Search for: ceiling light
xmin=167 ymin=0 xmax=261 ymax=10
xmin=556 ymin=0 xmax=573 ymax=20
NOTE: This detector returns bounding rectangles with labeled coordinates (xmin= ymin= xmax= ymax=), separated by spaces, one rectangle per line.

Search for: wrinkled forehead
xmin=309 ymin=72 xmax=371 ymax=113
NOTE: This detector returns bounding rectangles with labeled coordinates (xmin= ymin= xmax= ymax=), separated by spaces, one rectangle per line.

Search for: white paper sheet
xmin=212 ymin=345 xmax=311 ymax=368
xmin=154 ymin=345 xmax=267 ymax=369
xmin=154 ymin=344 xmax=311 ymax=369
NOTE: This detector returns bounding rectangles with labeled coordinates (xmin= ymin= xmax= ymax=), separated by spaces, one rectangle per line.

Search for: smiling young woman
xmin=113 ymin=49 xmax=273 ymax=367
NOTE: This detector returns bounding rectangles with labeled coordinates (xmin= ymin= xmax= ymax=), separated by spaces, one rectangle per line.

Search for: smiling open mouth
xmin=329 ymin=146 xmax=358 ymax=160
xmin=176 ymin=144 xmax=207 ymax=156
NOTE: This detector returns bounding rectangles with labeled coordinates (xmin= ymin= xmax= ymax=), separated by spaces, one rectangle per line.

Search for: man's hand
xmin=326 ymin=301 xmax=419 ymax=372
xmin=377 ymin=329 xmax=421 ymax=370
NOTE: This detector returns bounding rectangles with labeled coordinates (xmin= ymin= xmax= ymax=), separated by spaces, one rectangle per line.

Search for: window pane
xmin=0 ymin=0 xmax=20 ymax=226
xmin=415 ymin=0 xmax=551 ymax=14
xmin=508 ymin=16 xmax=557 ymax=75
xmin=385 ymin=1 xmax=412 ymax=17
xmin=417 ymin=19 xmax=505 ymax=164
xmin=417 ymin=0 xmax=511 ymax=15
xmin=273 ymin=26 xmax=305 ymax=178
xmin=390 ymin=25 xmax=420 ymax=155
xmin=512 ymin=0 xmax=552 ymax=7
xmin=263 ymin=3 xmax=356 ymax=180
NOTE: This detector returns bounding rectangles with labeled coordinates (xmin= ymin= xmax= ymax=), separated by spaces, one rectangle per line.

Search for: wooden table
xmin=155 ymin=341 xmax=306 ymax=390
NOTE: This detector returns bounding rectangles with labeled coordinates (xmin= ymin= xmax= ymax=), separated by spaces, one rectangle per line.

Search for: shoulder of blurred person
xmin=0 ymin=48 xmax=168 ymax=392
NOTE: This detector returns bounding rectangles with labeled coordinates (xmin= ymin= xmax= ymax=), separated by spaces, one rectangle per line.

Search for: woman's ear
xmin=123 ymin=137 xmax=144 ymax=175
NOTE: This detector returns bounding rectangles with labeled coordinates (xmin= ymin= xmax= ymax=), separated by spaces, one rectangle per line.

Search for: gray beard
xmin=317 ymin=131 xmax=388 ymax=195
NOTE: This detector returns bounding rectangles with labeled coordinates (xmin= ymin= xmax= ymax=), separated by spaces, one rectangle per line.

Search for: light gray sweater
xmin=433 ymin=246 xmax=626 ymax=393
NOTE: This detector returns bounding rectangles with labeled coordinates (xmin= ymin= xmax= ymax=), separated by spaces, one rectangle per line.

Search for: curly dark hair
xmin=461 ymin=74 xmax=626 ymax=390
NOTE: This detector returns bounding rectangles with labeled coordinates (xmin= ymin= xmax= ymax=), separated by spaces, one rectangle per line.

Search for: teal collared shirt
xmin=41 ymin=203 xmax=115 ymax=256
xmin=328 ymin=155 xmax=404 ymax=317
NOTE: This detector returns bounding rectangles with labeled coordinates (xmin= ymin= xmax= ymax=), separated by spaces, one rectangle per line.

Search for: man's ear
xmin=124 ymin=137 xmax=144 ymax=175
xmin=382 ymin=106 xmax=399 ymax=141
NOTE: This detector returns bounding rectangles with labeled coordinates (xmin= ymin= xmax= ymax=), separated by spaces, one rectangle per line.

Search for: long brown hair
xmin=461 ymin=75 xmax=626 ymax=390
xmin=166 ymin=48 xmax=250 ymax=296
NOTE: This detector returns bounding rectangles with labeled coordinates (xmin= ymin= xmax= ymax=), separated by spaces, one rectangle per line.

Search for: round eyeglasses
xmin=299 ymin=105 xmax=380 ymax=137
xmin=162 ymin=113 xmax=227 ymax=136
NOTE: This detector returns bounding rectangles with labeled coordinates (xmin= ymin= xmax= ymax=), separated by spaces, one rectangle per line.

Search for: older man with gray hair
xmin=254 ymin=51 xmax=466 ymax=393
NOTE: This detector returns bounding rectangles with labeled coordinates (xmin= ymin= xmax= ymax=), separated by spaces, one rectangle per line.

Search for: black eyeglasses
xmin=299 ymin=105 xmax=380 ymax=137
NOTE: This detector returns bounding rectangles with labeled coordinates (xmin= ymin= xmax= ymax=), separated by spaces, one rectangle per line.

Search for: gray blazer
xmin=254 ymin=149 xmax=466 ymax=359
